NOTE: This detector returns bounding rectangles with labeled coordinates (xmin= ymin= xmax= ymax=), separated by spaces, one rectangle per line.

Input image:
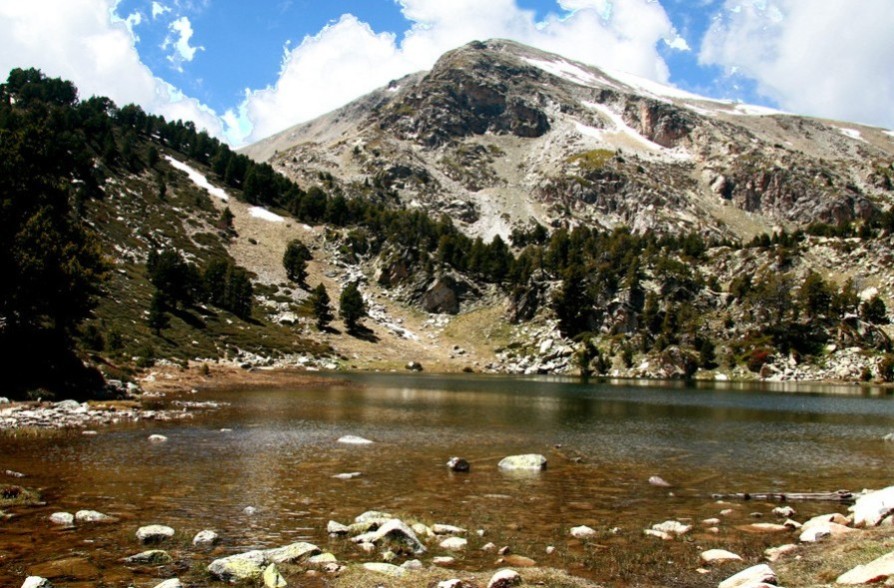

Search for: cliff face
xmin=242 ymin=39 xmax=894 ymax=241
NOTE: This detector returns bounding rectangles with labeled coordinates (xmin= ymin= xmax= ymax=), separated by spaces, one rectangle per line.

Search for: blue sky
xmin=2 ymin=1 xmax=893 ymax=145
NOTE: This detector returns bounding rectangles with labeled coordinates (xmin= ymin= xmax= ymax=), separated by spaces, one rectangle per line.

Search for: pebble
xmin=193 ymin=530 xmax=219 ymax=546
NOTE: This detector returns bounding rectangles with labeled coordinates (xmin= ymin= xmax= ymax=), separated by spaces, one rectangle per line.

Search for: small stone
xmin=208 ymin=550 xmax=268 ymax=583
xmin=381 ymin=550 xmax=397 ymax=562
xmin=737 ymin=522 xmax=789 ymax=533
xmin=498 ymin=546 xmax=511 ymax=555
xmin=308 ymin=553 xmax=338 ymax=566
xmin=699 ymin=549 xmax=742 ymax=565
xmin=648 ymin=475 xmax=671 ymax=487
xmin=5 ymin=470 xmax=25 ymax=478
xmin=438 ymin=580 xmax=471 ymax=588
xmin=412 ymin=522 xmax=435 ymax=538
xmin=718 ymin=564 xmax=776 ymax=588
xmin=75 ymin=510 xmax=115 ymax=523
xmin=148 ymin=434 xmax=168 ymax=443
xmin=433 ymin=556 xmax=456 ymax=567
xmin=263 ymin=563 xmax=287 ymax=588
xmin=499 ymin=555 xmax=536 ymax=567
xmin=545 ymin=545 xmax=555 ymax=554
xmin=124 ymin=550 xmax=173 ymax=565
xmin=358 ymin=542 xmax=375 ymax=554
xmin=136 ymin=525 xmax=175 ymax=544
xmin=432 ymin=524 xmax=467 ymax=535
xmin=487 ymin=568 xmax=522 ymax=588
xmin=152 ymin=580 xmax=182 ymax=588
xmin=332 ymin=472 xmax=362 ymax=480
xmin=702 ymin=518 xmax=721 ymax=526
xmin=337 ymin=435 xmax=373 ymax=445
xmin=440 ymin=537 xmax=468 ymax=551
xmin=193 ymin=530 xmax=220 ymax=546
xmin=644 ymin=529 xmax=673 ymax=540
xmin=650 ymin=520 xmax=692 ymax=537
xmin=482 ymin=542 xmax=497 ymax=552
xmin=49 ymin=512 xmax=74 ymax=526
xmin=354 ymin=510 xmax=392 ymax=524
xmin=498 ymin=454 xmax=547 ymax=471
xmin=772 ymin=506 xmax=796 ymax=518
xmin=447 ymin=457 xmax=470 ymax=472
xmin=799 ymin=521 xmax=855 ymax=543
xmin=21 ymin=578 xmax=53 ymax=588
xmin=401 ymin=559 xmax=424 ymax=570
xmin=570 ymin=525 xmax=597 ymax=539
xmin=327 ymin=520 xmax=350 ymax=535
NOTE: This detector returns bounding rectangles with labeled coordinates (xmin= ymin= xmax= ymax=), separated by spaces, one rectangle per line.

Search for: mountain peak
xmin=243 ymin=39 xmax=894 ymax=241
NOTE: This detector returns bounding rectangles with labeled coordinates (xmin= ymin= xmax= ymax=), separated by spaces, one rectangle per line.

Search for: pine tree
xmin=148 ymin=291 xmax=170 ymax=335
xmin=309 ymin=284 xmax=334 ymax=330
xmin=283 ymin=239 xmax=312 ymax=284
xmin=339 ymin=282 xmax=367 ymax=332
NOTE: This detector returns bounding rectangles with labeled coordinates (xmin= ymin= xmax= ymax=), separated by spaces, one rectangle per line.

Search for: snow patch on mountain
xmin=249 ymin=207 xmax=285 ymax=222
xmin=838 ymin=127 xmax=865 ymax=142
xmin=522 ymin=57 xmax=605 ymax=88
xmin=164 ymin=156 xmax=230 ymax=201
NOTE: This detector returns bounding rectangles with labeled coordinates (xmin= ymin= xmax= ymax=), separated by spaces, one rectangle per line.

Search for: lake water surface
xmin=2 ymin=374 xmax=893 ymax=587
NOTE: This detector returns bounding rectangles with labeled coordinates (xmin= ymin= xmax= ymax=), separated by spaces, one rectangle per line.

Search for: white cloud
xmin=163 ymin=16 xmax=203 ymax=71
xmin=700 ymin=0 xmax=894 ymax=129
xmin=229 ymin=0 xmax=686 ymax=144
xmin=0 ymin=0 xmax=223 ymax=137
xmin=151 ymin=2 xmax=171 ymax=19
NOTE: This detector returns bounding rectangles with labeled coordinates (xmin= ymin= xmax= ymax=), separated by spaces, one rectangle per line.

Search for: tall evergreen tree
xmin=309 ymin=284 xmax=334 ymax=330
xmin=339 ymin=282 xmax=367 ymax=332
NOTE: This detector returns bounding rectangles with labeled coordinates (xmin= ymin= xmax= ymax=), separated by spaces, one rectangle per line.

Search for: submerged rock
xmin=446 ymin=457 xmax=470 ymax=472
xmin=124 ymin=550 xmax=172 ymax=565
xmin=355 ymin=519 xmax=426 ymax=554
xmin=497 ymin=454 xmax=547 ymax=471
xmin=327 ymin=520 xmax=350 ymax=535
xmin=148 ymin=434 xmax=168 ymax=443
xmin=648 ymin=475 xmax=671 ymax=487
xmin=362 ymin=562 xmax=406 ymax=577
xmin=75 ymin=510 xmax=115 ymax=523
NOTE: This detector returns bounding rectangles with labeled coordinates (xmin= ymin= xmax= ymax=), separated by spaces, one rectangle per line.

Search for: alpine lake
xmin=2 ymin=373 xmax=894 ymax=587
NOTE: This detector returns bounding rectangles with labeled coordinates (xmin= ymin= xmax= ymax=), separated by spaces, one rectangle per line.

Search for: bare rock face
xmin=422 ymin=276 xmax=461 ymax=314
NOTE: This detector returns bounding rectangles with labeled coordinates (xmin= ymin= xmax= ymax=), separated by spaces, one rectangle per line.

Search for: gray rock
xmin=243 ymin=506 xmax=257 ymax=515
xmin=332 ymin=472 xmax=362 ymax=480
xmin=21 ymin=578 xmax=53 ymax=588
xmin=650 ymin=520 xmax=692 ymax=537
xmin=764 ymin=544 xmax=799 ymax=562
xmin=772 ymin=506 xmax=796 ymax=518
xmin=497 ymin=454 xmax=547 ymax=471
xmin=193 ymin=529 xmax=219 ymax=546
xmin=148 ymin=434 xmax=168 ymax=443
xmin=699 ymin=549 xmax=742 ymax=565
xmin=124 ymin=550 xmax=173 ymax=565
xmin=432 ymin=524 xmax=466 ymax=535
xmin=262 ymin=563 xmax=287 ymax=588
xmin=852 ymin=486 xmax=894 ymax=527
xmin=446 ymin=457 xmax=470 ymax=472
xmin=648 ymin=475 xmax=671 ymax=487
xmin=718 ymin=564 xmax=776 ymax=588
xmin=265 ymin=542 xmax=321 ymax=564
xmin=49 ymin=512 xmax=74 ymax=526
xmin=327 ymin=520 xmax=350 ymax=535
xmin=0 ymin=397 xmax=9 ymax=404
xmin=136 ymin=524 xmax=175 ymax=544
xmin=75 ymin=510 xmax=115 ymax=523
xmin=208 ymin=550 xmax=268 ymax=583
xmin=406 ymin=361 xmax=424 ymax=371
xmin=439 ymin=536 xmax=468 ymax=551
xmin=354 ymin=510 xmax=392 ymax=524
xmin=152 ymin=580 xmax=182 ymax=588
xmin=359 ymin=518 xmax=426 ymax=554
xmin=401 ymin=559 xmax=424 ymax=570
xmin=433 ymin=556 xmax=456 ymax=566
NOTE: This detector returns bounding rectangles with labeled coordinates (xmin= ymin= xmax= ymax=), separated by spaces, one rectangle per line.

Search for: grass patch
xmin=775 ymin=526 xmax=894 ymax=587
xmin=568 ymin=149 xmax=615 ymax=171
xmin=0 ymin=485 xmax=42 ymax=507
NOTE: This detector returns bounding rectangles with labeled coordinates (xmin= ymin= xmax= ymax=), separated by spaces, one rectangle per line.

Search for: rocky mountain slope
xmin=243 ymin=39 xmax=894 ymax=242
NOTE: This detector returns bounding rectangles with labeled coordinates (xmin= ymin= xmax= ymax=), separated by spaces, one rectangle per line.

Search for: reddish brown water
xmin=2 ymin=374 xmax=893 ymax=587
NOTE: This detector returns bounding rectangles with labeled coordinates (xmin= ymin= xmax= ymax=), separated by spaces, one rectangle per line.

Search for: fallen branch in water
xmin=711 ymin=490 xmax=855 ymax=503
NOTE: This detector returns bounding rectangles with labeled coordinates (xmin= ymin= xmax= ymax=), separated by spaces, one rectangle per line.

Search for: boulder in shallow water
xmin=265 ymin=542 xmax=321 ymax=564
xmin=361 ymin=519 xmax=427 ymax=554
xmin=136 ymin=524 xmax=175 ymax=544
xmin=498 ymin=454 xmax=547 ymax=471
xmin=208 ymin=550 xmax=268 ymax=583
xmin=49 ymin=512 xmax=74 ymax=526
xmin=75 ymin=510 xmax=115 ymax=523
xmin=262 ymin=563 xmax=287 ymax=588
xmin=193 ymin=529 xmax=219 ymax=546
xmin=21 ymin=578 xmax=53 ymax=588
xmin=124 ymin=550 xmax=172 ymax=565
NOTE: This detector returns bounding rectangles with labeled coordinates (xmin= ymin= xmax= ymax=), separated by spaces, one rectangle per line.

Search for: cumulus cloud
xmin=152 ymin=2 xmax=171 ymax=19
xmin=700 ymin=0 xmax=894 ymax=129
xmin=230 ymin=0 xmax=687 ymax=144
xmin=163 ymin=16 xmax=203 ymax=71
xmin=0 ymin=0 xmax=222 ymax=137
